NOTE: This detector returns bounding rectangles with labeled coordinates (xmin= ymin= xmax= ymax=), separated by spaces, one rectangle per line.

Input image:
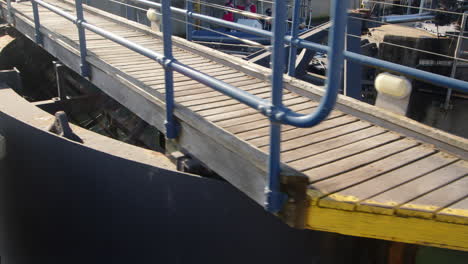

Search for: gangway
xmin=1 ymin=0 xmax=468 ymax=251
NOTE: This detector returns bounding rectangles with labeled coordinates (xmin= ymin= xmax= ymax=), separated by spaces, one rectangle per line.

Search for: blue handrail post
xmin=266 ymin=0 xmax=288 ymax=213
xmin=345 ymin=12 xmax=363 ymax=100
xmin=31 ymin=0 xmax=43 ymax=45
xmin=185 ymin=0 xmax=193 ymax=41
xmin=75 ymin=0 xmax=90 ymax=77
xmin=287 ymin=0 xmax=301 ymax=77
xmin=161 ymin=0 xmax=177 ymax=139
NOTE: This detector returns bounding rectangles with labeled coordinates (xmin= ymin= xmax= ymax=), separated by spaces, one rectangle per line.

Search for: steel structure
xmin=22 ymin=0 xmax=468 ymax=213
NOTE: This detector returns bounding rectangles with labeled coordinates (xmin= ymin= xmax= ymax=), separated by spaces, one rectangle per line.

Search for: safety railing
xmin=19 ymin=0 xmax=468 ymax=213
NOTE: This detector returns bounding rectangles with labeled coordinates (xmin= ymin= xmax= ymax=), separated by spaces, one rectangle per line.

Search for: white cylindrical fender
xmin=375 ymin=72 xmax=412 ymax=99
xmin=146 ymin=8 xmax=160 ymax=23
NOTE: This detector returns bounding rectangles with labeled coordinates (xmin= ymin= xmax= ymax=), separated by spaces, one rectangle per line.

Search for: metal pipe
xmin=185 ymin=0 xmax=193 ymax=41
xmin=75 ymin=0 xmax=90 ymax=77
xmin=31 ymin=0 xmax=43 ymax=45
xmin=288 ymin=0 xmax=301 ymax=77
xmin=419 ymin=0 xmax=425 ymax=14
xmin=444 ymin=11 xmax=467 ymax=110
xmin=33 ymin=0 xmax=77 ymax=22
xmin=266 ymin=0 xmax=289 ymax=213
xmin=381 ymin=13 xmax=434 ymax=23
xmin=161 ymin=0 xmax=177 ymax=139
xmin=344 ymin=50 xmax=468 ymax=93
xmin=279 ymin=0 xmax=349 ymax=128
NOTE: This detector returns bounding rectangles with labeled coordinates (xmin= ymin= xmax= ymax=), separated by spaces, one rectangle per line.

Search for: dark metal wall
xmin=0 ymin=110 xmax=326 ymax=264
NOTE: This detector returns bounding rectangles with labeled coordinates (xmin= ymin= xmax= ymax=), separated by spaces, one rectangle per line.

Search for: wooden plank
xmin=151 ymin=72 xmax=250 ymax=88
xmin=397 ymin=177 xmax=468 ymax=218
xmin=205 ymin=99 xmax=310 ymax=123
xmin=436 ymin=197 xmax=468 ymax=224
xmin=168 ymin=77 xmax=257 ymax=95
xmin=138 ymin=67 xmax=235 ymax=83
xmin=238 ymin=111 xmax=348 ymax=143
xmin=185 ymin=87 xmax=270 ymax=109
xmin=312 ymin=145 xmax=435 ymax=202
xmin=178 ymin=82 xmax=268 ymax=105
xmin=127 ymin=65 xmax=229 ymax=82
xmin=172 ymin=80 xmax=266 ymax=98
xmin=109 ymin=54 xmax=195 ymax=67
xmin=283 ymin=126 xmax=388 ymax=163
xmin=122 ymin=59 xmax=218 ymax=74
xmin=289 ymin=132 xmax=401 ymax=171
xmin=257 ymin=120 xmax=370 ymax=150
xmin=188 ymin=89 xmax=272 ymax=112
xmin=321 ymin=152 xmax=458 ymax=211
xmin=196 ymin=93 xmax=298 ymax=117
xmin=214 ymin=100 xmax=312 ymax=128
xmin=214 ymin=101 xmax=317 ymax=134
xmin=229 ymin=110 xmax=343 ymax=139
xmin=305 ymin=139 xmax=421 ymax=183
xmin=358 ymin=160 xmax=468 ymax=215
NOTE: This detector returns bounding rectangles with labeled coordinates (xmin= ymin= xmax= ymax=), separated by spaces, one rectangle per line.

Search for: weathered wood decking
xmin=2 ymin=0 xmax=468 ymax=251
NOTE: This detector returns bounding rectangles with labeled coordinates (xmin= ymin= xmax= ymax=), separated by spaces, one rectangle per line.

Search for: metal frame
xmin=185 ymin=0 xmax=193 ymax=41
xmin=287 ymin=0 xmax=301 ymax=77
xmin=22 ymin=0 xmax=468 ymax=213
xmin=74 ymin=0 xmax=90 ymax=77
xmin=444 ymin=11 xmax=468 ymax=110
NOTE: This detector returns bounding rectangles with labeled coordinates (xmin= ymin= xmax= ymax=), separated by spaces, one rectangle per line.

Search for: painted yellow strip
xmin=356 ymin=200 xmax=397 ymax=215
xmin=306 ymin=205 xmax=468 ymax=252
xmin=437 ymin=208 xmax=468 ymax=225
xmin=397 ymin=203 xmax=439 ymax=219
xmin=318 ymin=193 xmax=358 ymax=211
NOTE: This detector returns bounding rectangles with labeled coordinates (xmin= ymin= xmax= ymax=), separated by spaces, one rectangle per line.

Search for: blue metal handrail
xmin=24 ymin=0 xmax=468 ymax=213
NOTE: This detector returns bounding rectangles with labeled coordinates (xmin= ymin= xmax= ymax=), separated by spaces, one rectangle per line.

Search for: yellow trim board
xmin=306 ymin=205 xmax=468 ymax=252
xmin=437 ymin=208 xmax=468 ymax=225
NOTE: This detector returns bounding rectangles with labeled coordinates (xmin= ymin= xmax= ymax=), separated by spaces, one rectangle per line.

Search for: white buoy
xmin=0 ymin=134 xmax=6 ymax=160
xmin=375 ymin=72 xmax=412 ymax=99
xmin=374 ymin=72 xmax=413 ymax=115
xmin=146 ymin=8 xmax=161 ymax=31
xmin=146 ymin=8 xmax=160 ymax=23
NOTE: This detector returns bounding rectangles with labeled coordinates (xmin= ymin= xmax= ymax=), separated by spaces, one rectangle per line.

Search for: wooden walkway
xmin=3 ymin=0 xmax=468 ymax=251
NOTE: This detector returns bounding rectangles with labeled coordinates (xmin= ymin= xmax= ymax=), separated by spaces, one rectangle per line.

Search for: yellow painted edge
xmin=437 ymin=208 xmax=468 ymax=225
xmin=397 ymin=203 xmax=439 ymax=219
xmin=306 ymin=205 xmax=468 ymax=252
xmin=356 ymin=200 xmax=397 ymax=215
xmin=318 ymin=193 xmax=358 ymax=211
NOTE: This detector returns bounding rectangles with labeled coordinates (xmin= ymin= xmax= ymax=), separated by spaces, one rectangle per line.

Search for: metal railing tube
xmin=31 ymin=0 xmax=43 ymax=44
xmin=161 ymin=0 xmax=177 ymax=139
xmin=266 ymin=0 xmax=289 ymax=213
xmin=81 ymin=22 xmax=164 ymax=64
xmin=344 ymin=51 xmax=468 ymax=93
xmin=79 ymin=17 xmax=269 ymax=110
xmin=280 ymin=0 xmax=349 ymax=128
xmin=33 ymin=0 xmax=77 ymax=22
xmin=74 ymin=0 xmax=90 ymax=77
xmin=287 ymin=0 xmax=301 ymax=77
xmin=185 ymin=0 xmax=193 ymax=41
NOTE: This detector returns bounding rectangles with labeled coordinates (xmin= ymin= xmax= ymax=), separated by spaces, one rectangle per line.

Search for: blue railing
xmin=23 ymin=0 xmax=468 ymax=213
